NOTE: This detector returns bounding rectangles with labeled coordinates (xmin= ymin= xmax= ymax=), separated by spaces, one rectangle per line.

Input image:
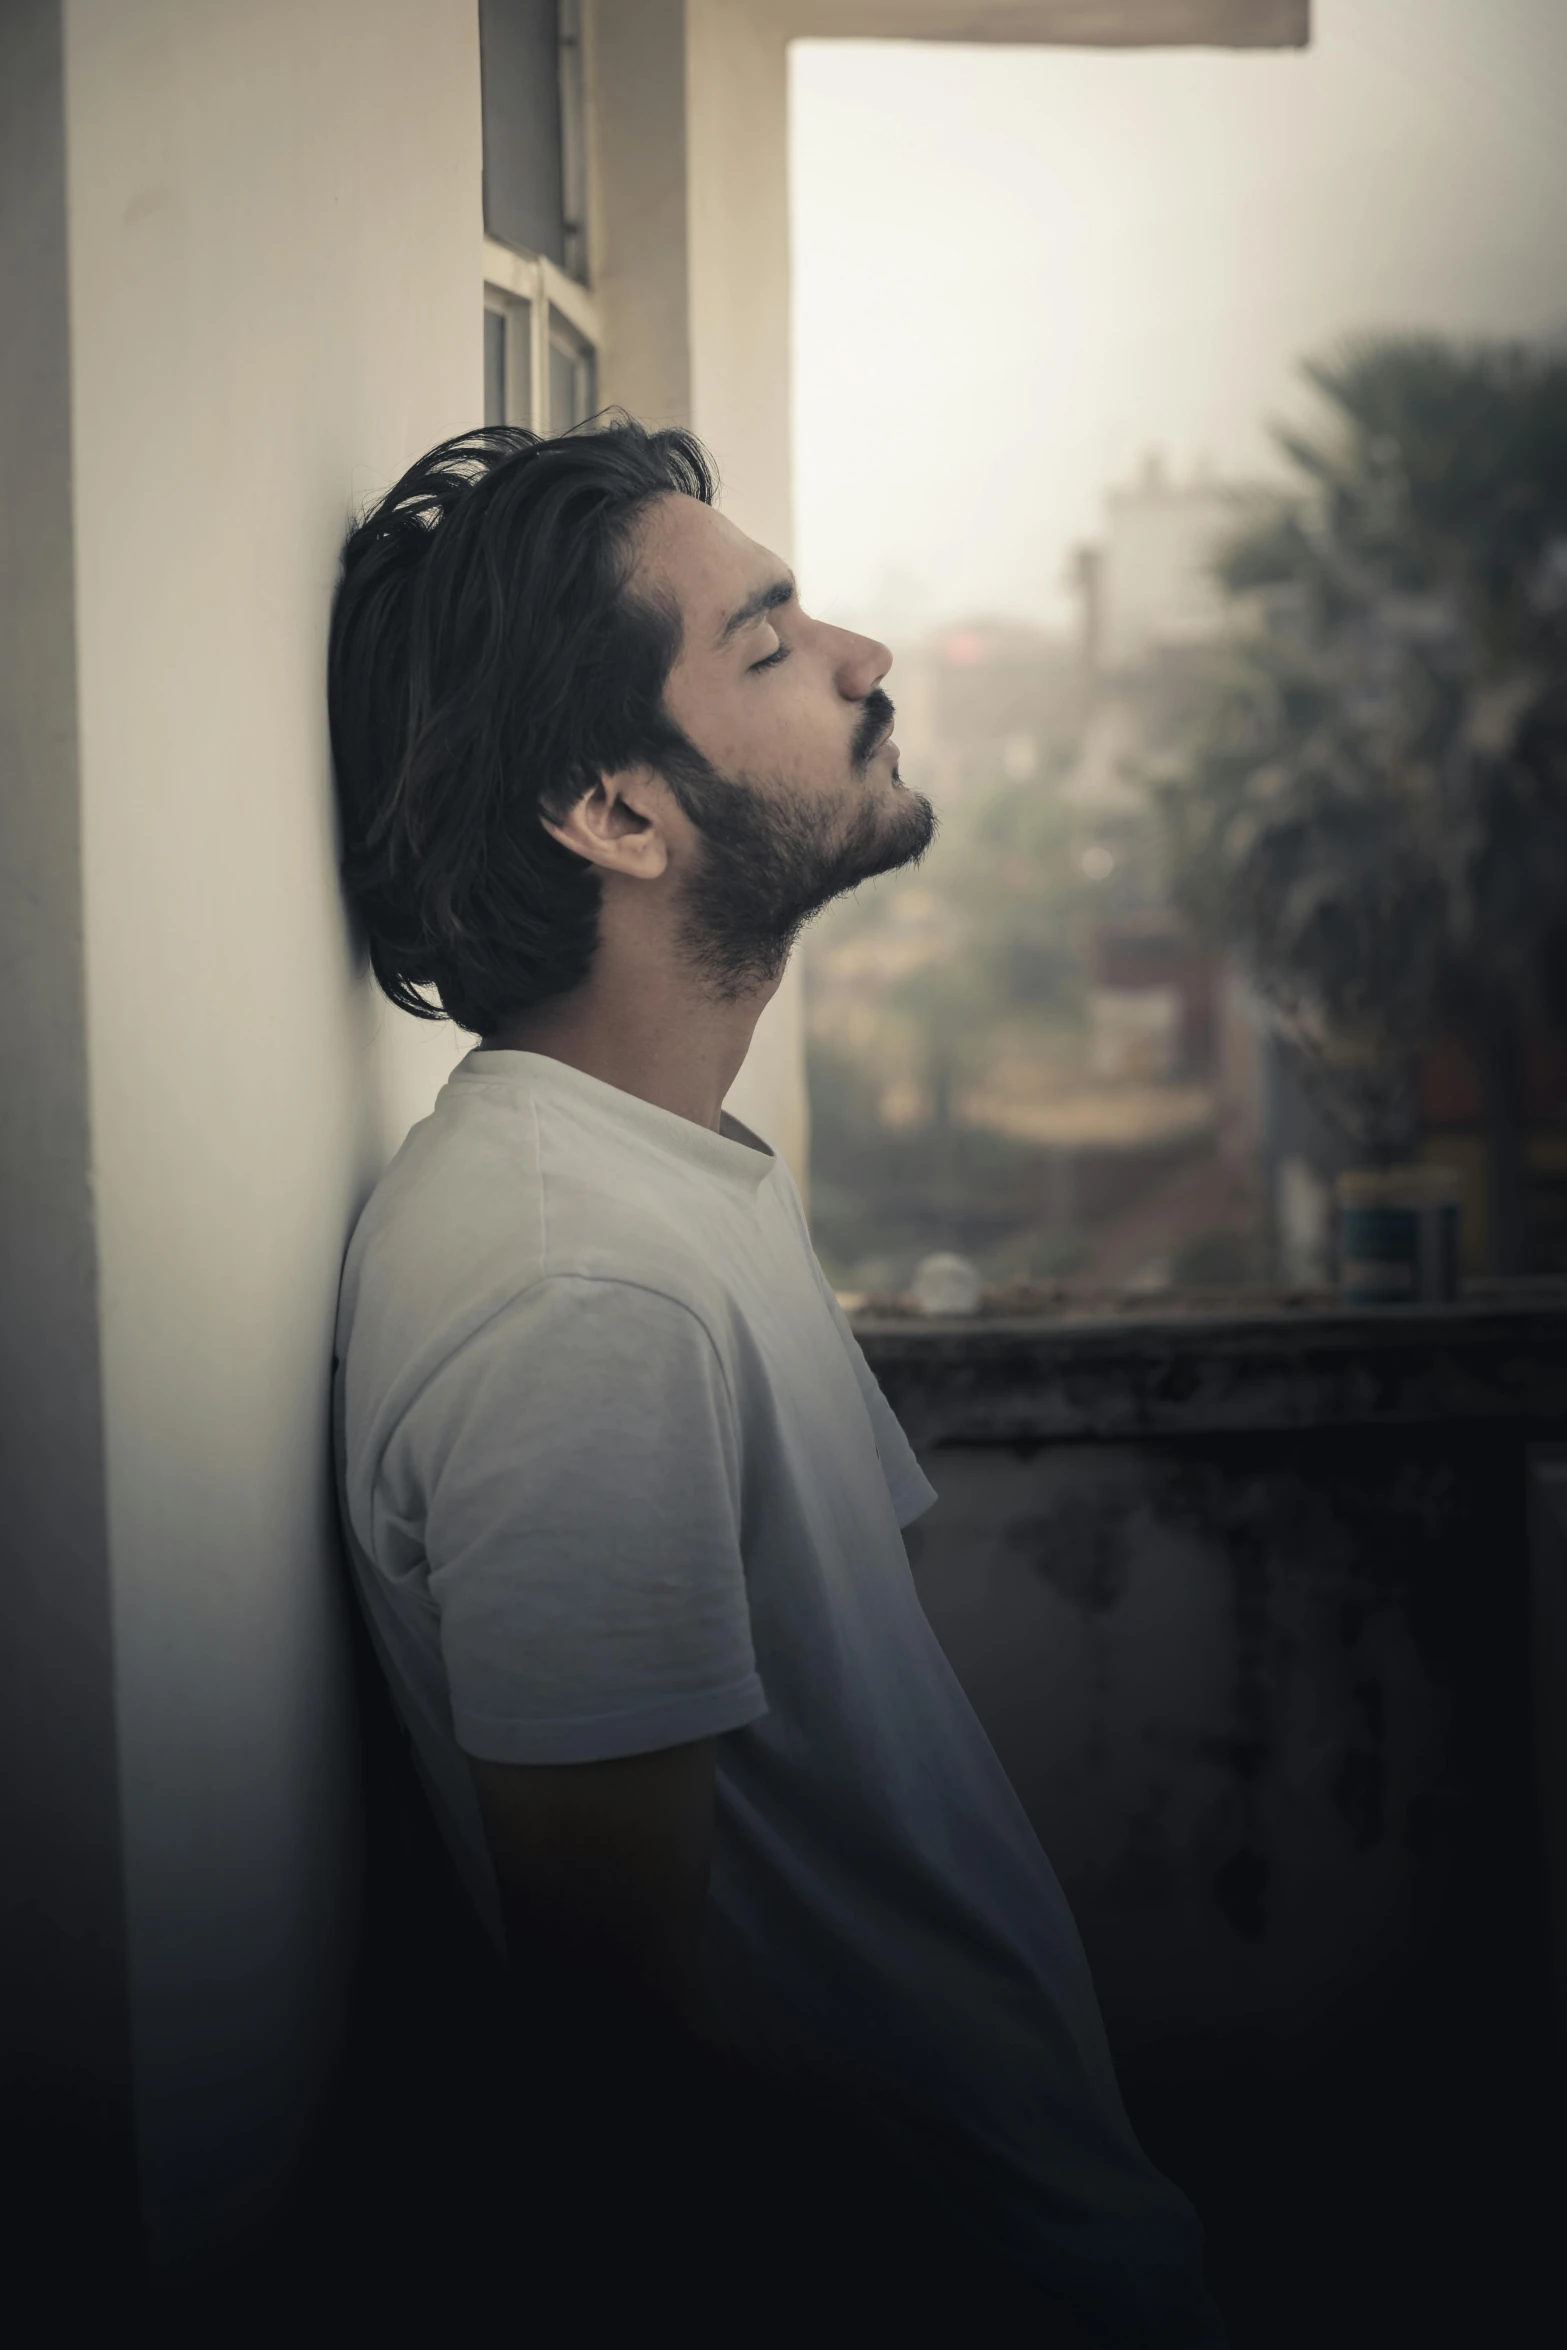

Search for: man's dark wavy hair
xmin=328 ymin=418 xmax=717 ymax=1036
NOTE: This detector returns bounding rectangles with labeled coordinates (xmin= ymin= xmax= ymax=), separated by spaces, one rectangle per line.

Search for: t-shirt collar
xmin=453 ymin=1048 xmax=778 ymax=1197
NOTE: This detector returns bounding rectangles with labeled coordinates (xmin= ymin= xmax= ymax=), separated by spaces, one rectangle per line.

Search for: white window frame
xmin=483 ymin=237 xmax=601 ymax=434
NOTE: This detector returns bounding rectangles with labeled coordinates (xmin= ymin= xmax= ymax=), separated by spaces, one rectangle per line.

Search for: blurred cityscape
xmin=807 ymin=452 xmax=1262 ymax=1300
xmin=806 ymin=431 xmax=1567 ymax=1303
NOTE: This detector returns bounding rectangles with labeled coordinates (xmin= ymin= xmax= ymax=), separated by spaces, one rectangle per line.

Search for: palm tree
xmin=1161 ymin=335 xmax=1567 ymax=1272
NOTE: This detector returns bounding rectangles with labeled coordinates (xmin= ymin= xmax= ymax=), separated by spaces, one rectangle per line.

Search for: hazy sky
xmin=789 ymin=0 xmax=1567 ymax=637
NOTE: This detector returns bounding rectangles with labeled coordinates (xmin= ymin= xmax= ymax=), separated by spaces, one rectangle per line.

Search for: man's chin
xmin=673 ymin=763 xmax=936 ymax=997
xmin=839 ymin=786 xmax=936 ymax=890
xmin=887 ymin=782 xmax=936 ymax=853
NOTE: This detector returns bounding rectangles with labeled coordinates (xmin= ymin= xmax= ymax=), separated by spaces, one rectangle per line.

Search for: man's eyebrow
xmin=716 ymin=574 xmax=797 ymax=648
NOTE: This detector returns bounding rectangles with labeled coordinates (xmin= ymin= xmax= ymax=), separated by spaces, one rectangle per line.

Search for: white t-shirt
xmin=333 ymin=1050 xmax=1219 ymax=2340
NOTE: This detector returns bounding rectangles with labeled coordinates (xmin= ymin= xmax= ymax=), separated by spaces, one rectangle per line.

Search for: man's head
xmin=329 ymin=420 xmax=933 ymax=1035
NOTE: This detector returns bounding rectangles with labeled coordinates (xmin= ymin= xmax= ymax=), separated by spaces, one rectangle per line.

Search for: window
xmin=480 ymin=3 xmax=598 ymax=433
xmin=548 ymin=304 xmax=596 ymax=434
xmin=484 ymin=291 xmax=532 ymax=428
xmin=483 ymin=241 xmax=599 ymax=433
xmin=479 ymin=0 xmax=567 ymax=268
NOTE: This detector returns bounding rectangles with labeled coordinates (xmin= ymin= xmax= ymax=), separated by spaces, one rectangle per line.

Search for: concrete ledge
xmin=855 ymin=1283 xmax=1567 ymax=1443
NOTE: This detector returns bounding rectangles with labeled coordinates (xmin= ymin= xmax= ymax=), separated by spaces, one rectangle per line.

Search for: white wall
xmin=63 ymin=0 xmax=478 ymax=2259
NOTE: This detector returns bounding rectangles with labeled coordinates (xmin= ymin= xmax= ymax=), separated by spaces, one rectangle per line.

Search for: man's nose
xmin=836 ymin=630 xmax=893 ymax=700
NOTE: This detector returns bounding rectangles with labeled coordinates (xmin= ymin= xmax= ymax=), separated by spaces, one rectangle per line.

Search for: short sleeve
xmin=399 ymin=1276 xmax=768 ymax=1764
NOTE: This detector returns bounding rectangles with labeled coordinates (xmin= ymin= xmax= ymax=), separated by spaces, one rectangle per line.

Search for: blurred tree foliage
xmin=1158 ymin=335 xmax=1567 ymax=1269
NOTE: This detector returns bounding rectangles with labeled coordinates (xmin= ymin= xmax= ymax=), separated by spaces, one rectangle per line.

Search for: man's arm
xmin=467 ymin=1735 xmax=723 ymax=2053
xmin=467 ymin=1740 xmax=1019 ymax=2324
xmin=467 ymin=1737 xmax=753 ymax=2291
xmin=469 ymin=1738 xmax=718 ymax=2030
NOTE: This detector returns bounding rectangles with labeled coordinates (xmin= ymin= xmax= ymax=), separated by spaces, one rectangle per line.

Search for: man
xmin=329 ymin=420 xmax=1224 ymax=2340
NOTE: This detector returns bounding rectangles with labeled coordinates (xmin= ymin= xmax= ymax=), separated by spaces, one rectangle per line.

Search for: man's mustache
xmin=850 ymin=687 xmax=896 ymax=772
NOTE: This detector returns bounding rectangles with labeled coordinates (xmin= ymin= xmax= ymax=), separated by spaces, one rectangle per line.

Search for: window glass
xmin=483 ymin=307 xmax=506 ymax=429
xmin=485 ymin=294 xmax=533 ymax=428
xmin=479 ymin=0 xmax=564 ymax=263
xmin=548 ymin=307 xmax=594 ymax=432
xmin=510 ymin=297 xmax=534 ymax=427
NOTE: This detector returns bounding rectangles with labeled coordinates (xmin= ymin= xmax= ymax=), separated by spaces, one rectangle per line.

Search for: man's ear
xmin=541 ymin=766 xmax=672 ymax=880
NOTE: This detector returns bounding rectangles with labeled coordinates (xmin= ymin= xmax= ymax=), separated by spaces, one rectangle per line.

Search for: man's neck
xmin=486 ymin=940 xmax=774 ymax=1135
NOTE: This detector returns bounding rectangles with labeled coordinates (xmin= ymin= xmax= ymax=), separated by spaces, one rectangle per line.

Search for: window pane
xmin=479 ymin=0 xmax=564 ymax=263
xmin=549 ymin=339 xmax=576 ymax=435
xmin=511 ymin=297 xmax=533 ymax=426
xmin=548 ymin=306 xmax=595 ymax=432
xmin=484 ymin=307 xmax=506 ymax=427
xmin=486 ymin=295 xmax=534 ymax=427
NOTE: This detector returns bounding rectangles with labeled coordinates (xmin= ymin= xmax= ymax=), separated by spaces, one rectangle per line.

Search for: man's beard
xmin=655 ymin=691 xmax=936 ymax=1000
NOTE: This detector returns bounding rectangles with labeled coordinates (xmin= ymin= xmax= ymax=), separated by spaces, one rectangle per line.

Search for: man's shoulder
xmin=339 ymin=1072 xmax=734 ymax=1397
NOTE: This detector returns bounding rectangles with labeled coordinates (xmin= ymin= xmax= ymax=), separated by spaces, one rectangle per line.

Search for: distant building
xmin=894 ymin=619 xmax=1087 ymax=815
xmin=1064 ymin=454 xmax=1260 ymax=820
xmin=1095 ymin=450 xmax=1248 ymax=673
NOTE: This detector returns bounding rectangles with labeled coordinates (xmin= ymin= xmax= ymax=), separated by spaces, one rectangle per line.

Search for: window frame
xmin=483 ymin=235 xmax=601 ymax=433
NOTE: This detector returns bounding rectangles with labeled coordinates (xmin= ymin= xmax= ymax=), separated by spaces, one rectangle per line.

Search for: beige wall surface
xmin=63 ymin=0 xmax=478 ymax=2259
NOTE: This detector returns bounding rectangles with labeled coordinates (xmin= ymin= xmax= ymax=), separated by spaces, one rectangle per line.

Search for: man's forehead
xmin=631 ymin=494 xmax=785 ymax=647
